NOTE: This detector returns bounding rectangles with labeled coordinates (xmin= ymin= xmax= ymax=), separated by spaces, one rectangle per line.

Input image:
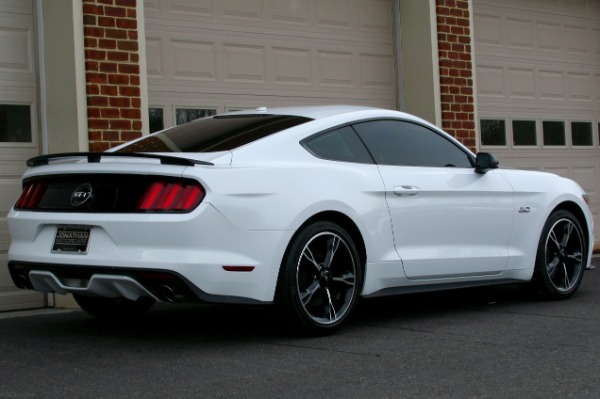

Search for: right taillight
xmin=15 ymin=181 xmax=46 ymax=210
xmin=137 ymin=180 xmax=205 ymax=212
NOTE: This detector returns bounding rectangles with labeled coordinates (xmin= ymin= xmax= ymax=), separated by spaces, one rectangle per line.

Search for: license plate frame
xmin=51 ymin=225 xmax=92 ymax=254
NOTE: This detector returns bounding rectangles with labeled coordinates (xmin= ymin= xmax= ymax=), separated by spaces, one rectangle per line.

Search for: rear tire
xmin=73 ymin=294 xmax=155 ymax=319
xmin=276 ymin=221 xmax=363 ymax=336
xmin=531 ymin=210 xmax=586 ymax=300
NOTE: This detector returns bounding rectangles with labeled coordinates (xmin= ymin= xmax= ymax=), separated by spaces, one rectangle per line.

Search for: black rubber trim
xmin=363 ymin=278 xmax=521 ymax=298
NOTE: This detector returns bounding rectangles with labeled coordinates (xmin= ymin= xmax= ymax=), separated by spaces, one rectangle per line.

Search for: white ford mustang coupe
xmin=7 ymin=106 xmax=594 ymax=334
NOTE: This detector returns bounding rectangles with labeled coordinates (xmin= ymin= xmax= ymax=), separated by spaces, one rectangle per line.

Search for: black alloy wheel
xmin=532 ymin=209 xmax=586 ymax=299
xmin=276 ymin=221 xmax=363 ymax=335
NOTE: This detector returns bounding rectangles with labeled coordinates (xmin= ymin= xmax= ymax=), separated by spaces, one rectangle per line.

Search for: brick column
xmin=435 ymin=0 xmax=476 ymax=151
xmin=82 ymin=0 xmax=142 ymax=151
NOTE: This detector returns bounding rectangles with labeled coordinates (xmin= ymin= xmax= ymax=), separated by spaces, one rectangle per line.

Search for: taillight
xmin=137 ymin=180 xmax=205 ymax=212
xmin=14 ymin=181 xmax=46 ymax=210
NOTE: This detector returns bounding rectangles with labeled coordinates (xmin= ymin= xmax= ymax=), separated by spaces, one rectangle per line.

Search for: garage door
xmin=0 ymin=0 xmax=45 ymax=311
xmin=473 ymin=0 xmax=600 ymax=244
xmin=144 ymin=0 xmax=397 ymax=130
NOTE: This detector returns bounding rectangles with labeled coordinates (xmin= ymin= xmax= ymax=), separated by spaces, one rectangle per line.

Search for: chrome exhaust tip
xmin=160 ymin=284 xmax=177 ymax=302
xmin=16 ymin=274 xmax=32 ymax=290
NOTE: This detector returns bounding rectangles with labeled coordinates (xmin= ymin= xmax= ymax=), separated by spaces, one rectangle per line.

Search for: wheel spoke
xmin=567 ymin=251 xmax=582 ymax=263
xmin=548 ymin=229 xmax=561 ymax=250
xmin=331 ymin=271 xmax=356 ymax=287
xmin=324 ymin=287 xmax=337 ymax=321
xmin=302 ymin=247 xmax=321 ymax=272
xmin=300 ymin=280 xmax=320 ymax=306
xmin=547 ymin=256 xmax=560 ymax=275
xmin=323 ymin=236 xmax=340 ymax=269
xmin=561 ymin=222 xmax=573 ymax=248
xmin=562 ymin=262 xmax=571 ymax=289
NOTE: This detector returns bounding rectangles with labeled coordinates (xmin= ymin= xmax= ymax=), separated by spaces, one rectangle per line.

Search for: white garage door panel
xmin=0 ymin=14 xmax=36 ymax=82
xmin=0 ymin=0 xmax=33 ymax=15
xmin=0 ymin=146 xmax=37 ymax=175
xmin=146 ymin=34 xmax=394 ymax=95
xmin=474 ymin=0 xmax=600 ymax=244
xmin=0 ymin=0 xmax=44 ymax=311
xmin=145 ymin=0 xmax=396 ymax=122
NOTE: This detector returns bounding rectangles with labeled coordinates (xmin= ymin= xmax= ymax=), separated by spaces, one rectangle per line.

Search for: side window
xmin=302 ymin=126 xmax=373 ymax=164
xmin=352 ymin=120 xmax=473 ymax=168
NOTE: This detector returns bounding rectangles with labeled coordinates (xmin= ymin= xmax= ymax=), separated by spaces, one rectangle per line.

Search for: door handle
xmin=393 ymin=186 xmax=421 ymax=196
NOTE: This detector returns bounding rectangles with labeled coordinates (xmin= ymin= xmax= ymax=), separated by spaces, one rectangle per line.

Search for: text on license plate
xmin=52 ymin=226 xmax=91 ymax=254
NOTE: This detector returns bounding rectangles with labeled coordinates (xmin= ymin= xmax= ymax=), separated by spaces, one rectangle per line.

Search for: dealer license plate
xmin=52 ymin=226 xmax=91 ymax=254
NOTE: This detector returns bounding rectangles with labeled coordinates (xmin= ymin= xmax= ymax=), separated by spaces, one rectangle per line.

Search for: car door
xmin=352 ymin=120 xmax=515 ymax=279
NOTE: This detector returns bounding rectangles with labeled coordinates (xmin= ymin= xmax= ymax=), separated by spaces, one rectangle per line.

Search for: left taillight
xmin=136 ymin=180 xmax=205 ymax=212
xmin=14 ymin=181 xmax=46 ymax=210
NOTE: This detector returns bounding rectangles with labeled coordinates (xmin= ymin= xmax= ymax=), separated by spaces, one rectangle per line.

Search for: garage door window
xmin=0 ymin=104 xmax=31 ymax=143
xmin=149 ymin=108 xmax=164 ymax=133
xmin=571 ymin=122 xmax=593 ymax=146
xmin=542 ymin=121 xmax=565 ymax=146
xmin=176 ymin=108 xmax=217 ymax=125
xmin=512 ymin=120 xmax=536 ymax=146
xmin=480 ymin=119 xmax=506 ymax=146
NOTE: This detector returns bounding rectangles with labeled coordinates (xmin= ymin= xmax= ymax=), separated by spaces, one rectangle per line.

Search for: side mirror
xmin=475 ymin=152 xmax=499 ymax=174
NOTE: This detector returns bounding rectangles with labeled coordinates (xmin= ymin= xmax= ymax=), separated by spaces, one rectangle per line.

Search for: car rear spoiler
xmin=26 ymin=152 xmax=214 ymax=167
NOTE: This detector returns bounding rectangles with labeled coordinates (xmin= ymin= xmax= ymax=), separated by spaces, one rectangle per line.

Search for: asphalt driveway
xmin=1 ymin=256 xmax=599 ymax=399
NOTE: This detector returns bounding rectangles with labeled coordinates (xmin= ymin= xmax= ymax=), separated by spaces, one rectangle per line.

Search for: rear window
xmin=117 ymin=114 xmax=312 ymax=153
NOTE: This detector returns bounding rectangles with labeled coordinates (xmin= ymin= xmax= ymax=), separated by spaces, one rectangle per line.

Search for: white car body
xmin=6 ymin=106 xmax=594 ymax=333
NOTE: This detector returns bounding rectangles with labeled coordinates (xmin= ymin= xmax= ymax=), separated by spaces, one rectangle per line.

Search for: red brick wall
xmin=82 ymin=0 xmax=142 ymax=152
xmin=435 ymin=0 xmax=476 ymax=151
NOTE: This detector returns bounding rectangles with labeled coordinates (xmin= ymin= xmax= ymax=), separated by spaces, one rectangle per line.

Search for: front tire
xmin=276 ymin=221 xmax=363 ymax=335
xmin=531 ymin=210 xmax=586 ymax=299
xmin=74 ymin=294 xmax=155 ymax=319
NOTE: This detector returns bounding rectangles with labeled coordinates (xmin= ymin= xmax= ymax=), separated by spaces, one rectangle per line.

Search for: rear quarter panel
xmin=186 ymin=157 xmax=396 ymax=261
xmin=183 ymin=137 xmax=400 ymax=298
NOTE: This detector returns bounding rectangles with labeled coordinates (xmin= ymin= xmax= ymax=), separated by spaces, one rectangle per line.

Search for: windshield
xmin=117 ymin=114 xmax=312 ymax=153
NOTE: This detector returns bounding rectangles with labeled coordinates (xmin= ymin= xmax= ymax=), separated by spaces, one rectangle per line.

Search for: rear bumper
xmin=8 ymin=262 xmax=266 ymax=304
xmin=7 ymin=203 xmax=293 ymax=303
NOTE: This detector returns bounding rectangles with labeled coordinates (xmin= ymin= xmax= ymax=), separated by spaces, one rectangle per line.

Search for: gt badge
xmin=70 ymin=183 xmax=94 ymax=207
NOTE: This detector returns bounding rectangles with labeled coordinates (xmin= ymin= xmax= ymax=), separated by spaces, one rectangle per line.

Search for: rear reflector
xmin=137 ymin=180 xmax=205 ymax=212
xmin=222 ymin=266 xmax=255 ymax=272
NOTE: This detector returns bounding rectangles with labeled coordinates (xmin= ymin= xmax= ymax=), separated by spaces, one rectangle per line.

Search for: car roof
xmin=223 ymin=105 xmax=432 ymax=127
xmin=222 ymin=105 xmax=384 ymax=120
